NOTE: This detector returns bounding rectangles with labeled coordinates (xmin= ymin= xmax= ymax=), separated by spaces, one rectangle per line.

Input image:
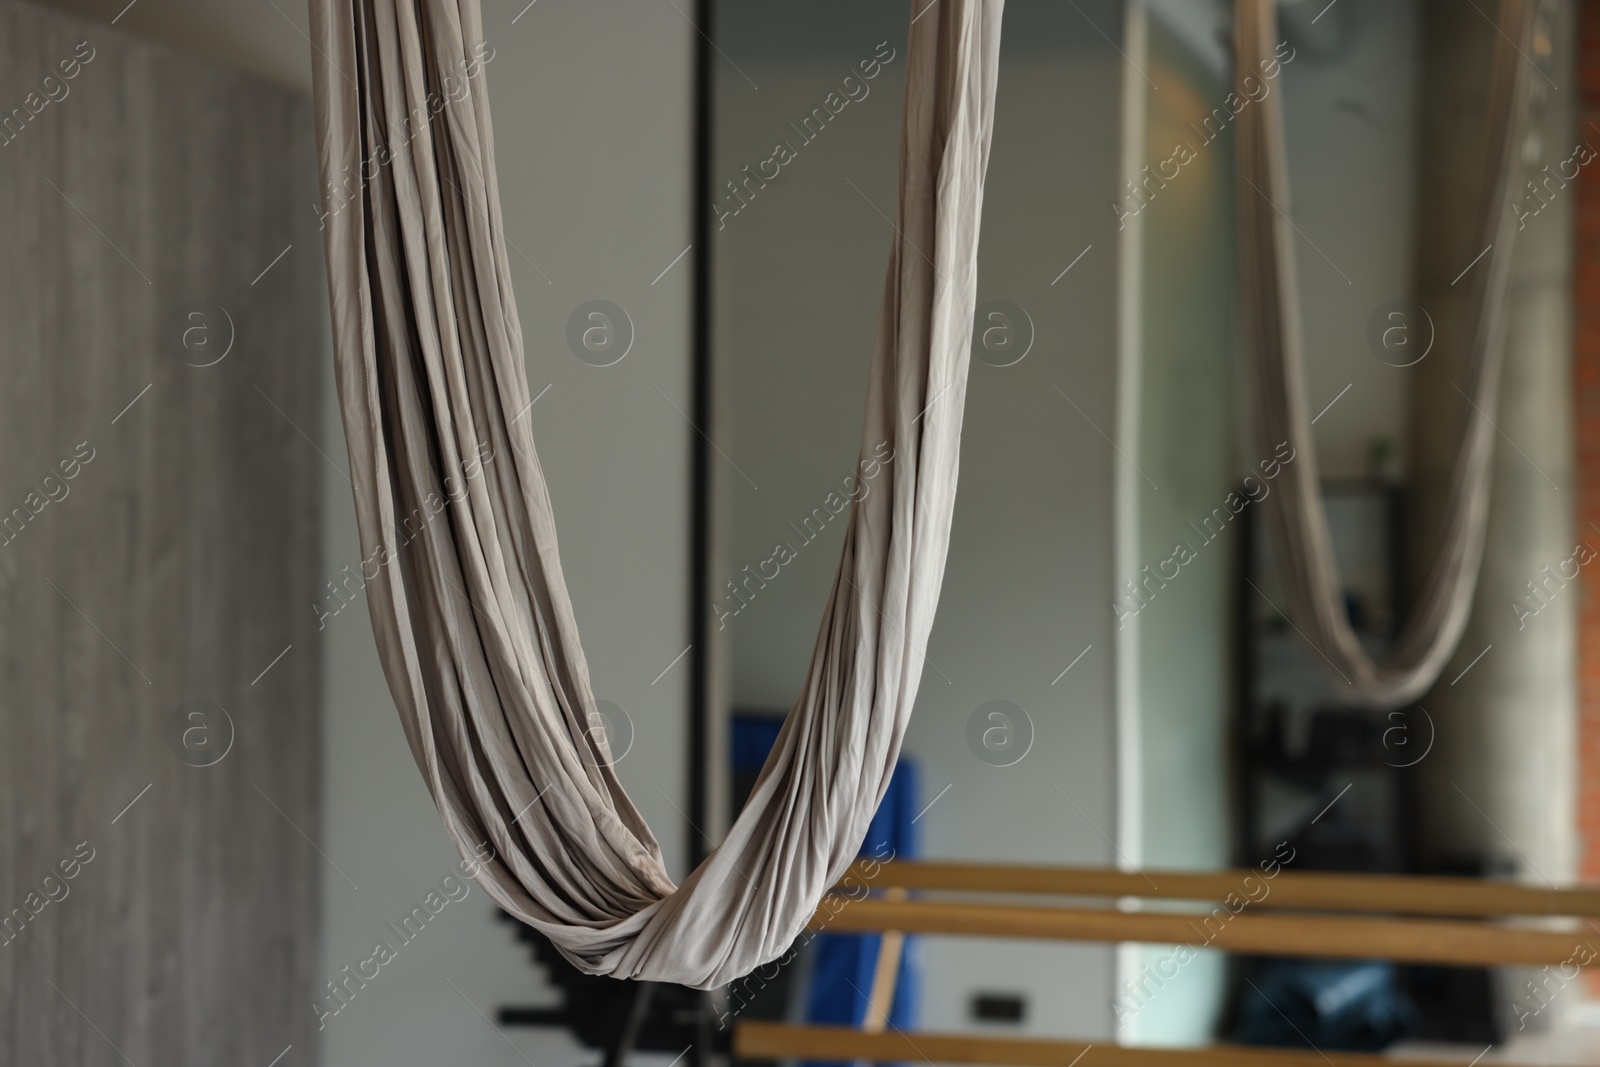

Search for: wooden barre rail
xmin=734 ymin=1022 xmax=1544 ymax=1067
xmin=810 ymin=897 xmax=1599 ymax=968
xmin=842 ymin=860 xmax=1600 ymax=918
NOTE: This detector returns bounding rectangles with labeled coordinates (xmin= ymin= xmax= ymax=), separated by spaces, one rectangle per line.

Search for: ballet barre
xmin=731 ymin=862 xmax=1599 ymax=1067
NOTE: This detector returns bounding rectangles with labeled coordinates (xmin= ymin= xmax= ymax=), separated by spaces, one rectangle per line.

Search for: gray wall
xmin=18 ymin=0 xmax=700 ymax=1064
xmin=1412 ymin=3 xmax=1578 ymax=1036
xmin=0 ymin=2 xmax=323 ymax=1064
xmin=46 ymin=0 xmax=316 ymax=91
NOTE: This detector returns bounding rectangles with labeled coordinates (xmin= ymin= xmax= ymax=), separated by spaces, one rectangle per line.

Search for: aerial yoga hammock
xmin=1235 ymin=0 xmax=1543 ymax=708
xmin=308 ymin=0 xmax=1003 ymax=988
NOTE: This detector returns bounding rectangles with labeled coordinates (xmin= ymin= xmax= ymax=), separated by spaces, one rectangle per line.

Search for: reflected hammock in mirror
xmin=1236 ymin=0 xmax=1548 ymax=707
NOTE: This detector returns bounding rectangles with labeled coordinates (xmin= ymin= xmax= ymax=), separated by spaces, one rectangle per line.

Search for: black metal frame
xmin=609 ymin=0 xmax=721 ymax=1061
xmin=683 ymin=0 xmax=717 ymax=1060
xmin=687 ymin=0 xmax=714 ymax=888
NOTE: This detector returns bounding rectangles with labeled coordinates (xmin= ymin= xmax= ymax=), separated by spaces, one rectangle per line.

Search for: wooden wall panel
xmin=0 ymin=2 xmax=323 ymax=1064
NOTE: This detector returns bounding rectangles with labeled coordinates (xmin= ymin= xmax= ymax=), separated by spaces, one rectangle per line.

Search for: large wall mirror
xmin=703 ymin=0 xmax=1591 ymax=1057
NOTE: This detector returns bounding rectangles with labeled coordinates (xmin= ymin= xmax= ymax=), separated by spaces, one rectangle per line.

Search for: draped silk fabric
xmin=308 ymin=0 xmax=1003 ymax=987
xmin=1235 ymin=0 xmax=1539 ymax=708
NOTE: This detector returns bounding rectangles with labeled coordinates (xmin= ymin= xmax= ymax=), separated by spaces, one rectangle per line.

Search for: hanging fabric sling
xmin=1235 ymin=0 xmax=1542 ymax=707
xmin=308 ymin=0 xmax=1003 ymax=987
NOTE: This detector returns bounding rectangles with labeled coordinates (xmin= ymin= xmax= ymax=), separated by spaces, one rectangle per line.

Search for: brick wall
xmin=1577 ymin=0 xmax=1600 ymax=941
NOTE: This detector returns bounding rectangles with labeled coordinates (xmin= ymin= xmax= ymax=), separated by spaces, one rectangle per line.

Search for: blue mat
xmin=730 ymin=714 xmax=920 ymax=1063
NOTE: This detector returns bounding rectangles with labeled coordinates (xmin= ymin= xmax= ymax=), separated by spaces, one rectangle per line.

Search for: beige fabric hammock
xmin=308 ymin=0 xmax=1002 ymax=987
xmin=1236 ymin=0 xmax=1539 ymax=708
